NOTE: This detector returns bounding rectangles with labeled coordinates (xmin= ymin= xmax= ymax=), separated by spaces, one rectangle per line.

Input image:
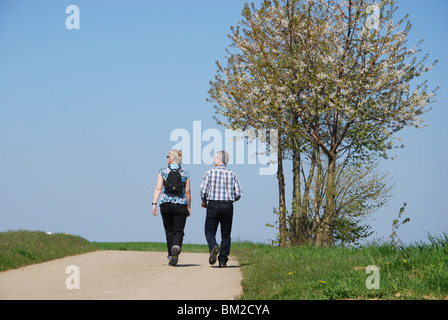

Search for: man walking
xmin=200 ymin=151 xmax=242 ymax=268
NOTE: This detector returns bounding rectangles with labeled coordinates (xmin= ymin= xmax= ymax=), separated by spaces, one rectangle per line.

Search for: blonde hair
xmin=168 ymin=149 xmax=183 ymax=164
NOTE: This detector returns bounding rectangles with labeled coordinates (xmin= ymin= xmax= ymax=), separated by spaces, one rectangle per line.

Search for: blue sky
xmin=0 ymin=0 xmax=447 ymax=245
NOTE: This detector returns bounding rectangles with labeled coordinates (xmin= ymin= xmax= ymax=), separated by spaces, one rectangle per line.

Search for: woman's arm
xmin=152 ymin=174 xmax=163 ymax=216
xmin=185 ymin=177 xmax=191 ymax=216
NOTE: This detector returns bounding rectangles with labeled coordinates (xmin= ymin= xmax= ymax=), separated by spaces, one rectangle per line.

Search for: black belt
xmin=208 ymin=200 xmax=232 ymax=203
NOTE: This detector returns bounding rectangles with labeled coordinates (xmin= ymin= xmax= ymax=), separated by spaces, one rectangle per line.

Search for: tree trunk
xmin=301 ymin=146 xmax=316 ymax=244
xmin=315 ymin=152 xmax=337 ymax=246
xmin=277 ymin=133 xmax=287 ymax=247
xmin=291 ymin=139 xmax=302 ymax=245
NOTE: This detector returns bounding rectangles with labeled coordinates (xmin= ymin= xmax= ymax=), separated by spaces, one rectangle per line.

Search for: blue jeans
xmin=204 ymin=201 xmax=233 ymax=264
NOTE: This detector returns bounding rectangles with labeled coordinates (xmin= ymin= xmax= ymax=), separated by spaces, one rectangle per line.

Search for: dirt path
xmin=0 ymin=251 xmax=243 ymax=300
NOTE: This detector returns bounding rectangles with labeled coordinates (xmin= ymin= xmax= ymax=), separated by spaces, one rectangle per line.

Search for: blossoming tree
xmin=208 ymin=0 xmax=437 ymax=246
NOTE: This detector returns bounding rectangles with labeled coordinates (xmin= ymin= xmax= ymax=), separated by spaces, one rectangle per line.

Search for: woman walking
xmin=152 ymin=149 xmax=191 ymax=266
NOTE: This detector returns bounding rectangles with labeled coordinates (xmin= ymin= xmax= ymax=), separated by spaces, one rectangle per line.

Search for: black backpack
xmin=164 ymin=167 xmax=184 ymax=195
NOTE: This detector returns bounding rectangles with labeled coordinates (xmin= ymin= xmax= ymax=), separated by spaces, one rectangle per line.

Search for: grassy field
xmin=93 ymin=241 xmax=208 ymax=253
xmin=2 ymin=230 xmax=447 ymax=300
xmin=0 ymin=230 xmax=98 ymax=272
xmin=231 ymin=238 xmax=448 ymax=300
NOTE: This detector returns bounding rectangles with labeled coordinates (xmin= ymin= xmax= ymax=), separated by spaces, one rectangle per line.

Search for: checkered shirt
xmin=200 ymin=164 xmax=242 ymax=203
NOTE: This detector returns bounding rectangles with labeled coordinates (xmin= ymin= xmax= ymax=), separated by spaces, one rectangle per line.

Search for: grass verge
xmin=231 ymin=235 xmax=448 ymax=300
xmin=0 ymin=230 xmax=99 ymax=272
xmin=93 ymin=241 xmax=208 ymax=253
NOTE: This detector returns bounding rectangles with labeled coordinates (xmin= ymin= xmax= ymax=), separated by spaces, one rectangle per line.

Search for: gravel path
xmin=0 ymin=250 xmax=243 ymax=300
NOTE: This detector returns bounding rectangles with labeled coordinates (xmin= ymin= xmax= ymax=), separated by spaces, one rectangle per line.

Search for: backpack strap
xmin=169 ymin=165 xmax=181 ymax=172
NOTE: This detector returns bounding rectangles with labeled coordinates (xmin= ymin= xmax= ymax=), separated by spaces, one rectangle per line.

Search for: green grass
xmin=231 ymin=235 xmax=448 ymax=300
xmin=93 ymin=241 xmax=208 ymax=253
xmin=0 ymin=230 xmax=99 ymax=272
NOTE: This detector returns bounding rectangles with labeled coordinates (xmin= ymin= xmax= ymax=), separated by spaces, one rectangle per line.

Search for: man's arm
xmin=200 ymin=171 xmax=210 ymax=205
xmin=233 ymin=173 xmax=242 ymax=201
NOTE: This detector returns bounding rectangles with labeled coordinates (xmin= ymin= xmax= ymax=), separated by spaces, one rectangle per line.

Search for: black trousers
xmin=204 ymin=200 xmax=234 ymax=264
xmin=160 ymin=203 xmax=188 ymax=256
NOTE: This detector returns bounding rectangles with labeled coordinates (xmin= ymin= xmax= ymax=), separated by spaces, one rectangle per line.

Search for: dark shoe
xmin=170 ymin=245 xmax=180 ymax=266
xmin=209 ymin=245 xmax=219 ymax=265
xmin=219 ymin=262 xmax=227 ymax=268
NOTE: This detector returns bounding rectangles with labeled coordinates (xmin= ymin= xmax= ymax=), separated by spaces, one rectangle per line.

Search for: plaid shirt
xmin=200 ymin=164 xmax=242 ymax=203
